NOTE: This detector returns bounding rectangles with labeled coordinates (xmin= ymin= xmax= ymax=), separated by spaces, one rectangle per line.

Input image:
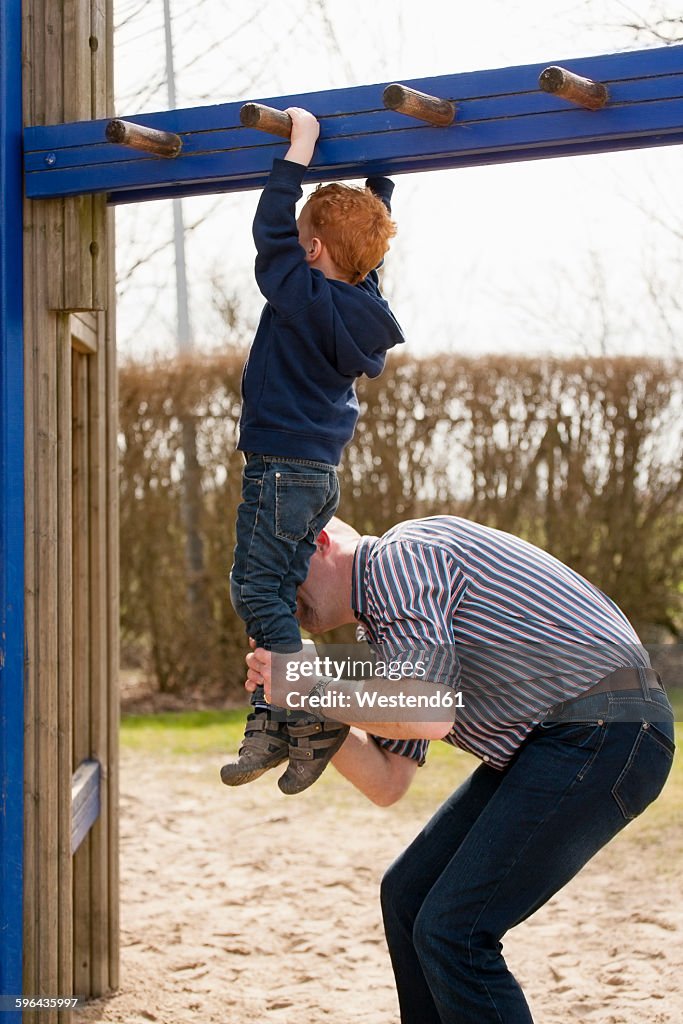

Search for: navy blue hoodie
xmin=237 ymin=159 xmax=404 ymax=464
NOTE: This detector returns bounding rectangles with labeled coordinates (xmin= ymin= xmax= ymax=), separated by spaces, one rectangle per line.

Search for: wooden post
xmin=383 ymin=83 xmax=456 ymax=126
xmin=538 ymin=66 xmax=609 ymax=110
xmin=240 ymin=102 xmax=292 ymax=138
xmin=22 ymin=1 xmax=119 ymax=1018
xmin=105 ymin=118 xmax=183 ymax=157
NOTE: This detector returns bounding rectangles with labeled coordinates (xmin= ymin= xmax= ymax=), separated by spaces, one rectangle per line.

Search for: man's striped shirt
xmin=353 ymin=516 xmax=648 ymax=770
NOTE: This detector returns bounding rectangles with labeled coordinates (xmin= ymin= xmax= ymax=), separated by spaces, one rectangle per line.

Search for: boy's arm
xmin=252 ymin=108 xmax=323 ymax=317
xmin=363 ymin=175 xmax=395 ymax=291
xmin=283 ymin=107 xmax=319 ymax=167
xmin=366 ymin=175 xmax=395 ymax=215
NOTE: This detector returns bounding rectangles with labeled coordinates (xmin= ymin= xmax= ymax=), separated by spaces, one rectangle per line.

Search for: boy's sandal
xmin=220 ymin=711 xmax=289 ymax=787
xmin=277 ymin=717 xmax=350 ymax=795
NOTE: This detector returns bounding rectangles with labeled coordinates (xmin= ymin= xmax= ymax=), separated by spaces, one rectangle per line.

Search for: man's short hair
xmin=303 ymin=183 xmax=397 ymax=284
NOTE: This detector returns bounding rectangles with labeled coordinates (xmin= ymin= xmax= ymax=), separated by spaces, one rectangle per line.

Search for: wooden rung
xmin=383 ymin=83 xmax=456 ymax=126
xmin=105 ymin=118 xmax=183 ymax=157
xmin=240 ymin=103 xmax=292 ymax=139
xmin=538 ymin=66 xmax=609 ymax=110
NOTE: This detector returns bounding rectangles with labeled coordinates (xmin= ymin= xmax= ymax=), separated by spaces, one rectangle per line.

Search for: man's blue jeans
xmin=381 ymin=686 xmax=675 ymax=1023
xmin=230 ymin=454 xmax=339 ymax=652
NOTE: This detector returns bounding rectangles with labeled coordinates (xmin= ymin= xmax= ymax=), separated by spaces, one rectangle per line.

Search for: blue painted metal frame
xmin=24 ymin=45 xmax=683 ymax=205
xmin=0 ymin=0 xmax=25 ymax=1016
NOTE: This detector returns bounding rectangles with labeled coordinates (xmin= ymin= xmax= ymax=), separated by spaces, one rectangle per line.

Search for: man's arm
xmin=331 ymin=728 xmax=418 ymax=806
xmin=291 ymin=675 xmax=455 ymax=740
xmin=250 ymin=650 xmax=456 ymax=741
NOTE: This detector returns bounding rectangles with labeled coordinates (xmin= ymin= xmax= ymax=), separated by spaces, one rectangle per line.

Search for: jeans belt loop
xmin=637 ymin=664 xmax=653 ymax=702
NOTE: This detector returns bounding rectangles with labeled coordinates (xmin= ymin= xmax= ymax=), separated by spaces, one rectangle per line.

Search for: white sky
xmin=113 ymin=0 xmax=683 ymax=360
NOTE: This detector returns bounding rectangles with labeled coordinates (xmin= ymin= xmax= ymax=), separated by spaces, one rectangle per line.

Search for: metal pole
xmin=162 ymin=0 xmax=206 ymax=628
xmin=0 ymin=0 xmax=25 ymax=1014
xmin=162 ymin=0 xmax=191 ymax=354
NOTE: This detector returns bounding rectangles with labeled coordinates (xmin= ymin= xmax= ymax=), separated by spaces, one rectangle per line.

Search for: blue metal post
xmin=0 ymin=0 xmax=25 ymax=1016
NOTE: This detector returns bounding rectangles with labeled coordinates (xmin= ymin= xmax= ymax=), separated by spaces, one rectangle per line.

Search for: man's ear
xmin=316 ymin=528 xmax=331 ymax=554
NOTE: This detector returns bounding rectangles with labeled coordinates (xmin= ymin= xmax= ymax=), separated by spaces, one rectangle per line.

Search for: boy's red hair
xmin=303 ymin=183 xmax=397 ymax=284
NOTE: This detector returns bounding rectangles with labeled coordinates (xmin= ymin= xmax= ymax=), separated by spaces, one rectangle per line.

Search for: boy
xmin=220 ymin=107 xmax=403 ymax=795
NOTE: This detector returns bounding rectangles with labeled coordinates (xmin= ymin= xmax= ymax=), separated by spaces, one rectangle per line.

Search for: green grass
xmin=121 ymin=704 xmax=683 ymax=758
xmin=121 ymin=707 xmax=249 ymax=756
xmin=120 ymin=709 xmax=683 ymax=809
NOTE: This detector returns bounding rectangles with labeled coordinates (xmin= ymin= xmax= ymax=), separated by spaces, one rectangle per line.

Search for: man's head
xmin=296 ymin=516 xmax=361 ymax=634
xmin=297 ymin=183 xmax=396 ymax=284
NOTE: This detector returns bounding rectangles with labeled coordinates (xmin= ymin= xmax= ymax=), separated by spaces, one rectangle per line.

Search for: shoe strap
xmin=287 ymin=721 xmax=324 ymax=739
xmin=245 ymin=716 xmax=285 ymax=737
xmin=288 ymin=725 xmax=350 ymax=759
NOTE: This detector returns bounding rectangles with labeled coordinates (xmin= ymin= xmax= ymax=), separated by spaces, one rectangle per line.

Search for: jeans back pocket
xmin=275 ymin=472 xmax=334 ymax=542
xmin=611 ymin=721 xmax=675 ymax=821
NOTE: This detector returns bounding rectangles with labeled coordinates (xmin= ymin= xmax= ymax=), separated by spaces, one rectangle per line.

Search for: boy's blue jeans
xmin=230 ymin=454 xmax=340 ymax=657
xmin=380 ymin=683 xmax=675 ymax=1024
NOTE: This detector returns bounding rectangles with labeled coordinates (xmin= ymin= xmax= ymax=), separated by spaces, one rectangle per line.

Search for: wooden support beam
xmin=383 ymin=83 xmax=455 ymax=126
xmin=105 ymin=118 xmax=183 ymax=157
xmin=240 ymin=102 xmax=292 ymax=138
xmin=23 ymin=44 xmax=683 ymax=205
xmin=539 ymin=65 xmax=609 ymax=110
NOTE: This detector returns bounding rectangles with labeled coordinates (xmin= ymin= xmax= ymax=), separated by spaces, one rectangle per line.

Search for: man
xmin=246 ymin=515 xmax=675 ymax=1024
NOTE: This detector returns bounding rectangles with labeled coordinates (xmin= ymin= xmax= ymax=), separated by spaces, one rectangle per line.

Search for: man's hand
xmin=284 ymin=107 xmax=319 ymax=167
xmin=245 ymin=642 xmax=272 ymax=702
xmin=245 ymin=641 xmax=321 ymax=709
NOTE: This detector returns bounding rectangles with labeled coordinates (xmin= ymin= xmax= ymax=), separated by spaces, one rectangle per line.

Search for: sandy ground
xmin=78 ymin=748 xmax=683 ymax=1024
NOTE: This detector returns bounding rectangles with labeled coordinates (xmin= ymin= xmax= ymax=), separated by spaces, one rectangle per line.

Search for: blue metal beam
xmin=24 ymin=44 xmax=683 ymax=206
xmin=0 ymin=0 xmax=25 ymax=1017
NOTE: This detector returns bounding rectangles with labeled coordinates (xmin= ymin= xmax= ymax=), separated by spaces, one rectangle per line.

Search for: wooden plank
xmin=90 ymin=0 xmax=110 ymax=312
xmin=56 ymin=314 xmax=74 ymax=1021
xmin=22 ymin=44 xmax=683 ymax=203
xmin=62 ymin=195 xmax=95 ymax=311
xmin=22 ymin=2 xmax=116 ymax=1016
xmin=61 ymin=0 xmax=94 ymax=310
xmin=42 ymin=1 xmax=66 ymax=319
xmin=71 ymin=348 xmax=91 ymax=1000
xmin=99 ymin=5 xmax=119 ymax=988
xmin=34 ymin=233 xmax=60 ymax=1024
xmin=103 ymin=239 xmax=120 ymax=993
xmin=87 ymin=308 xmax=109 ymax=995
xmin=21 ymin=0 xmax=55 ymax=1002
xmin=90 ymin=0 xmax=108 ymax=121
xmin=31 ymin=14 xmax=63 ymax=1014
xmin=71 ymin=761 xmax=101 ymax=854
xmin=63 ymin=0 xmax=91 ymax=121
xmin=90 ymin=197 xmax=107 ymax=313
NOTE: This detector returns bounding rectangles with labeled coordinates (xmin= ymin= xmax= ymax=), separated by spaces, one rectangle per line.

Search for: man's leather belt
xmin=573 ymin=666 xmax=662 ymax=700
